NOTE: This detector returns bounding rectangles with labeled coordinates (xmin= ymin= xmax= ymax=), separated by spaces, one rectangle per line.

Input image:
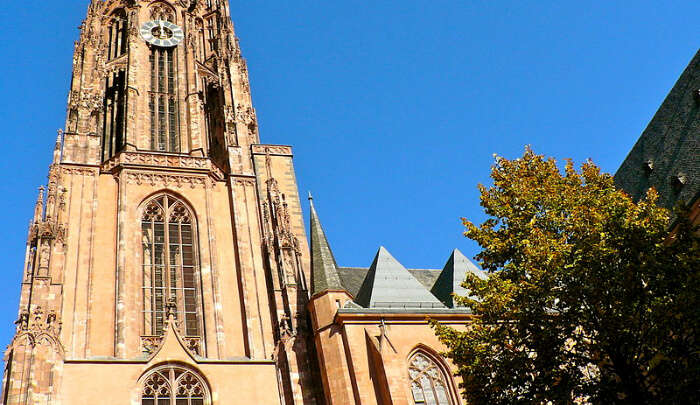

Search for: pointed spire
xmin=34 ymin=186 xmax=45 ymax=223
xmin=355 ymin=247 xmax=443 ymax=309
xmin=431 ymin=249 xmax=486 ymax=307
xmin=309 ymin=195 xmax=345 ymax=295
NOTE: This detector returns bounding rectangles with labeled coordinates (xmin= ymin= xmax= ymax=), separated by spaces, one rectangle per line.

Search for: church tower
xmin=1 ymin=1 xmax=321 ymax=404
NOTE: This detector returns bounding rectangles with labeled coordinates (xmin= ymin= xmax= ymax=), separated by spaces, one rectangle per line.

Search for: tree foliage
xmin=432 ymin=147 xmax=700 ymax=404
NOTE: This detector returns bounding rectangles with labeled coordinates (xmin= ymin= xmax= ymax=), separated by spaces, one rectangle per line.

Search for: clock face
xmin=140 ymin=20 xmax=184 ymax=47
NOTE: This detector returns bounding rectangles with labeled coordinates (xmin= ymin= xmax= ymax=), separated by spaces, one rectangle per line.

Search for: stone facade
xmin=0 ymin=1 xmax=474 ymax=404
xmin=1 ymin=0 xmax=319 ymax=403
xmin=4 ymin=1 xmax=698 ymax=404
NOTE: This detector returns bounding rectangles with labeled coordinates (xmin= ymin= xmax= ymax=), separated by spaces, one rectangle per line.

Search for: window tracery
xmin=150 ymin=3 xmax=176 ymax=23
xmin=141 ymin=366 xmax=207 ymax=405
xmin=107 ymin=9 xmax=128 ymax=60
xmin=149 ymin=46 xmax=180 ymax=152
xmin=142 ymin=194 xmax=201 ymax=338
xmin=408 ymin=352 xmax=453 ymax=405
xmin=148 ymin=3 xmax=180 ymax=153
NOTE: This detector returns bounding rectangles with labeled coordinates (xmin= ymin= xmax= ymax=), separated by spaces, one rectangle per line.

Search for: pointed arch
xmin=140 ymin=193 xmax=203 ymax=338
xmin=407 ymin=346 xmax=460 ymax=405
xmin=139 ymin=364 xmax=211 ymax=405
xmin=107 ymin=8 xmax=128 ymax=60
xmin=148 ymin=1 xmax=177 ymax=23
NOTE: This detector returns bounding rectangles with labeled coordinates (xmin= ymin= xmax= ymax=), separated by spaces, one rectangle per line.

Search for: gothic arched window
xmin=101 ymin=8 xmax=129 ymax=161
xmin=141 ymin=195 xmax=201 ymax=337
xmin=408 ymin=352 xmax=454 ymax=405
xmin=107 ymin=9 xmax=128 ymax=60
xmin=102 ymin=69 xmax=127 ymax=161
xmin=148 ymin=4 xmax=180 ymax=153
xmin=141 ymin=366 xmax=209 ymax=405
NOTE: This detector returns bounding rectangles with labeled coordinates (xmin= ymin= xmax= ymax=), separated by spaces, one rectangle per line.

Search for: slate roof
xmin=615 ymin=49 xmax=700 ymax=211
xmin=431 ymin=249 xmax=486 ymax=307
xmin=337 ymin=267 xmax=370 ymax=298
xmin=338 ymin=267 xmax=443 ymax=299
xmin=354 ymin=247 xmax=445 ymax=309
xmin=309 ymin=197 xmax=344 ymax=295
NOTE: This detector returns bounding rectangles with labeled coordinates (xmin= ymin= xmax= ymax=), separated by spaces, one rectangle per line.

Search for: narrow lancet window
xmin=149 ymin=47 xmax=179 ymax=152
xmin=141 ymin=195 xmax=201 ymax=337
xmin=409 ymin=352 xmax=454 ymax=405
xmin=102 ymin=69 xmax=126 ymax=161
xmin=204 ymin=83 xmax=226 ymax=159
xmin=108 ymin=9 xmax=128 ymax=60
xmin=148 ymin=5 xmax=180 ymax=153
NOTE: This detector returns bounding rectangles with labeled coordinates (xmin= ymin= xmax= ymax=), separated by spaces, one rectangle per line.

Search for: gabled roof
xmin=354 ymin=247 xmax=444 ymax=309
xmin=431 ymin=249 xmax=486 ymax=307
xmin=309 ymin=197 xmax=345 ymax=295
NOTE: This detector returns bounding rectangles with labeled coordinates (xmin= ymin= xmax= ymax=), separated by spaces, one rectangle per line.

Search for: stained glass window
xmin=142 ymin=195 xmax=201 ymax=337
xmin=409 ymin=353 xmax=453 ymax=405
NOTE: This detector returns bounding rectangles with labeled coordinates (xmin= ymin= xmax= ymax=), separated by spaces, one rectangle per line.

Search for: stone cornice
xmin=251 ymin=144 xmax=293 ymax=157
xmin=102 ymin=151 xmax=226 ymax=182
xmin=335 ymin=309 xmax=474 ymax=325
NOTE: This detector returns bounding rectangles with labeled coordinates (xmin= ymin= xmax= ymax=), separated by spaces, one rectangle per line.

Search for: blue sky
xmin=0 ymin=1 xmax=699 ymax=348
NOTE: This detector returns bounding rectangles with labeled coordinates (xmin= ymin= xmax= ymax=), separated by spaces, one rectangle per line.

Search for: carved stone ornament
xmin=29 ymin=221 xmax=67 ymax=246
xmin=103 ymin=152 xmax=225 ymax=180
xmin=224 ymin=105 xmax=235 ymax=124
xmin=68 ymin=89 xmax=104 ymax=113
xmin=233 ymin=178 xmax=256 ymax=187
xmin=179 ymin=0 xmax=198 ymax=12
xmin=183 ymin=337 xmax=202 ymax=356
xmin=61 ymin=167 xmax=98 ymax=177
xmin=15 ymin=307 xmax=62 ymax=336
xmin=252 ymin=145 xmax=293 ymax=156
xmin=125 ymin=172 xmax=208 ymax=189
xmin=140 ymin=335 xmax=201 ymax=356
xmin=141 ymin=335 xmax=163 ymax=355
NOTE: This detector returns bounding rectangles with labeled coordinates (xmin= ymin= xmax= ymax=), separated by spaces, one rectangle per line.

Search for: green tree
xmin=432 ymin=147 xmax=700 ymax=405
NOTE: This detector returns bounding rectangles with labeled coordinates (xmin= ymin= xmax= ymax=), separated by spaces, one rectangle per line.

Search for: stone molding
xmin=231 ymin=177 xmax=257 ymax=187
xmin=124 ymin=171 xmax=210 ymax=189
xmin=251 ymin=144 xmax=293 ymax=157
xmin=103 ymin=151 xmax=226 ymax=181
xmin=60 ymin=166 xmax=99 ymax=176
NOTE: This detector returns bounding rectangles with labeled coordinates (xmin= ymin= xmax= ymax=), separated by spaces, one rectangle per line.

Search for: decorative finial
xmin=34 ymin=186 xmax=46 ymax=223
xmin=308 ymin=191 xmax=313 ymax=201
xmin=166 ymin=298 xmax=177 ymax=322
xmin=53 ymin=129 xmax=64 ymax=164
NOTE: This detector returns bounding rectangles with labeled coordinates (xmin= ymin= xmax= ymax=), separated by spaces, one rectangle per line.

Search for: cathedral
xmin=2 ymin=1 xmax=698 ymax=405
xmin=0 ymin=1 xmax=479 ymax=404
